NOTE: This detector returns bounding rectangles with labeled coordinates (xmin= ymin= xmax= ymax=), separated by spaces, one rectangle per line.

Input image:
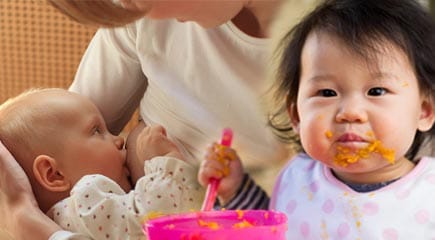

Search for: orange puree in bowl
xmin=334 ymin=140 xmax=395 ymax=167
xmin=197 ymin=219 xmax=220 ymax=230
xmin=236 ymin=210 xmax=244 ymax=219
xmin=196 ymin=217 xmax=256 ymax=230
xmin=143 ymin=211 xmax=166 ymax=223
xmin=233 ymin=219 xmax=254 ymax=229
xmin=194 ymin=210 xmax=258 ymax=230
xmin=180 ymin=233 xmax=205 ymax=240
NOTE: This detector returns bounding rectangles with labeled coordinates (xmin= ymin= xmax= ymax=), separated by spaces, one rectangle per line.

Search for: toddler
xmin=0 ymin=88 xmax=204 ymax=240
xmin=199 ymin=0 xmax=435 ymax=239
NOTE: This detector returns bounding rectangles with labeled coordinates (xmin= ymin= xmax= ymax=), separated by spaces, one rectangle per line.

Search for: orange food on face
xmin=365 ymin=131 xmax=374 ymax=138
xmin=334 ymin=140 xmax=395 ymax=167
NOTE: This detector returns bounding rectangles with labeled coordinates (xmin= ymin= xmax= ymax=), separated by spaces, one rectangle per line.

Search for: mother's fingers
xmin=0 ymin=141 xmax=35 ymax=232
xmin=0 ymin=141 xmax=31 ymax=189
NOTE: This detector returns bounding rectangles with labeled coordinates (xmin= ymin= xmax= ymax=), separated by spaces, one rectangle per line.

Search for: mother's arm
xmin=0 ymin=141 xmax=62 ymax=240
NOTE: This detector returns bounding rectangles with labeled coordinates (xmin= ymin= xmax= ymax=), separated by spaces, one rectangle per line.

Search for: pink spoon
xmin=201 ymin=128 xmax=233 ymax=211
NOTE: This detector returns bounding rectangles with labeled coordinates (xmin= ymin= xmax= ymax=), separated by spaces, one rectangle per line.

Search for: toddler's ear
xmin=33 ymin=155 xmax=71 ymax=192
xmin=417 ymin=99 xmax=434 ymax=132
xmin=287 ymin=103 xmax=300 ymax=134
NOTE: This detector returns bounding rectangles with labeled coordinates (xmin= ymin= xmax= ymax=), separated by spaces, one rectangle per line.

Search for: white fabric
xmin=271 ymin=154 xmax=435 ymax=239
xmin=70 ymin=18 xmax=289 ymax=168
xmin=47 ymin=156 xmax=204 ymax=240
xmin=48 ymin=230 xmax=89 ymax=240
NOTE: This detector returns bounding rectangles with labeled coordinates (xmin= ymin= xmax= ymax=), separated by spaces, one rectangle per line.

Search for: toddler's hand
xmin=198 ymin=142 xmax=244 ymax=206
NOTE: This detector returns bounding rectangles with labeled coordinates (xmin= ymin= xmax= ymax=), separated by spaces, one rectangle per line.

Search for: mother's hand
xmin=0 ymin=141 xmax=61 ymax=239
xmin=0 ymin=140 xmax=34 ymax=230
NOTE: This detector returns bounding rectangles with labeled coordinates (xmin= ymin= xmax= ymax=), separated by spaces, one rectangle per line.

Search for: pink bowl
xmin=143 ymin=210 xmax=287 ymax=240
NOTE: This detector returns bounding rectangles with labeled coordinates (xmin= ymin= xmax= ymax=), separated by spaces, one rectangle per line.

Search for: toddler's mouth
xmin=337 ymin=133 xmax=366 ymax=142
xmin=333 ymin=139 xmax=395 ymax=167
xmin=336 ymin=133 xmax=369 ymax=150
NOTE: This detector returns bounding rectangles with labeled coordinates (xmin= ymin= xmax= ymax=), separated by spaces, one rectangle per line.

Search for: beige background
xmin=0 ymin=0 xmax=96 ymax=103
xmin=1 ymin=0 xmax=433 ymax=239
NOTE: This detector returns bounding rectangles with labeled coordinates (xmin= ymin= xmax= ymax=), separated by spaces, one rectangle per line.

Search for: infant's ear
xmin=417 ymin=99 xmax=434 ymax=132
xmin=33 ymin=155 xmax=71 ymax=192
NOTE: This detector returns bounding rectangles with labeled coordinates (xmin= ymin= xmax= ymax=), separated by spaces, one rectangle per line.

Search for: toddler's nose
xmin=335 ymin=98 xmax=368 ymax=123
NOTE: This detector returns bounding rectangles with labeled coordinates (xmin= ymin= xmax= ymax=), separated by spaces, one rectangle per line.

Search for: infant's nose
xmin=153 ymin=125 xmax=167 ymax=136
xmin=114 ymin=135 xmax=125 ymax=149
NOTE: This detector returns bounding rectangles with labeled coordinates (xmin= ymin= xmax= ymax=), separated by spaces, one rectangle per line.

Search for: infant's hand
xmin=198 ymin=143 xmax=244 ymax=205
xmin=136 ymin=125 xmax=183 ymax=162
xmin=127 ymin=124 xmax=184 ymax=184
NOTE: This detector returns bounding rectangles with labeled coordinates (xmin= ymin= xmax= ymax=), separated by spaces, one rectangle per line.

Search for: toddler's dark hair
xmin=271 ymin=0 xmax=435 ymax=160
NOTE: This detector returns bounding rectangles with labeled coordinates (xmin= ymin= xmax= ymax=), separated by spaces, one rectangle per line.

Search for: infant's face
xmin=294 ymin=31 xmax=434 ymax=182
xmin=46 ymin=91 xmax=132 ymax=192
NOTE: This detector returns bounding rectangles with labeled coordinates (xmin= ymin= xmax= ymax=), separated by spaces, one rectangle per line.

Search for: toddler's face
xmin=293 ymin=32 xmax=433 ymax=181
xmin=49 ymin=92 xmax=131 ymax=192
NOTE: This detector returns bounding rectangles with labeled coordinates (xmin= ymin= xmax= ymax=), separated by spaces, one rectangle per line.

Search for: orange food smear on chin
xmin=334 ymin=140 xmax=395 ymax=167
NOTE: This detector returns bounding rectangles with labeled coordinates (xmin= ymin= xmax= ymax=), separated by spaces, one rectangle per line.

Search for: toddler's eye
xmin=318 ymin=89 xmax=337 ymax=97
xmin=367 ymin=87 xmax=387 ymax=96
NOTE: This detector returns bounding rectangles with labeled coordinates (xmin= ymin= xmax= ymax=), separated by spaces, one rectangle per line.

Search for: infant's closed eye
xmin=93 ymin=126 xmax=102 ymax=135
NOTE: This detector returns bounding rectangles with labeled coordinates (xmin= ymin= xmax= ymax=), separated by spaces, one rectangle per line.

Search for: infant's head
xmin=0 ymin=88 xmax=131 ymax=212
